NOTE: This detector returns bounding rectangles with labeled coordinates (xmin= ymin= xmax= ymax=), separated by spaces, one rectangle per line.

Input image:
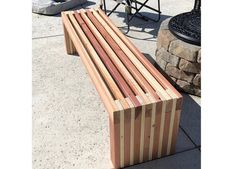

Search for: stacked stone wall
xmin=156 ymin=18 xmax=201 ymax=96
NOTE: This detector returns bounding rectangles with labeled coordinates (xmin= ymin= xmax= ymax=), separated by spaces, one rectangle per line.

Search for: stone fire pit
xmin=156 ymin=18 xmax=201 ymax=96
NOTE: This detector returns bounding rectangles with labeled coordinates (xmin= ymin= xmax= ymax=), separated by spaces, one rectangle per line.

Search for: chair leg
xmin=63 ymin=24 xmax=76 ymax=55
xmin=124 ymin=4 xmax=131 ymax=34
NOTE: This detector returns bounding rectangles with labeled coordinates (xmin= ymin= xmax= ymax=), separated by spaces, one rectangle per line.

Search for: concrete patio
xmin=32 ymin=0 xmax=200 ymax=168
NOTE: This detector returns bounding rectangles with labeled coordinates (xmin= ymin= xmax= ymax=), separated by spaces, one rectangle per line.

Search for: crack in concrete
xmin=32 ymin=34 xmax=64 ymax=40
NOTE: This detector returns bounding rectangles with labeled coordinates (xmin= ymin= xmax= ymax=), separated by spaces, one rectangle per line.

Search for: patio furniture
xmin=99 ymin=0 xmax=161 ymax=33
xmin=61 ymin=8 xmax=182 ymax=168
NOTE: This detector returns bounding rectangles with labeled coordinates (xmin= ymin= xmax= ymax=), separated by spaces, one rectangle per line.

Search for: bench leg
xmin=63 ymin=24 xmax=76 ymax=55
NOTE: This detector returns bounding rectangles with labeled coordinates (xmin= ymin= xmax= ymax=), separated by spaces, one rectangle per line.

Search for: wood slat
xmin=97 ymin=8 xmax=182 ymax=99
xmin=143 ymin=103 xmax=152 ymax=162
xmin=92 ymin=9 xmax=171 ymax=101
xmin=67 ymin=12 xmax=124 ymax=101
xmin=88 ymin=9 xmax=161 ymax=102
xmin=112 ymin=108 xmax=121 ymax=168
xmin=61 ymin=12 xmax=117 ymax=114
xmin=157 ymin=100 xmax=166 ymax=158
xmin=152 ymin=101 xmax=162 ymax=158
xmin=63 ymin=23 xmax=76 ymax=55
xmin=147 ymin=93 xmax=157 ymax=160
xmin=79 ymin=9 xmax=151 ymax=105
xmin=80 ymin=10 xmax=138 ymax=96
xmin=74 ymin=12 xmax=141 ymax=108
xmin=62 ymin=9 xmax=183 ymax=169
xmin=125 ymin=98 xmax=135 ymax=166
xmin=136 ymin=96 xmax=145 ymax=163
xmin=161 ymin=103 xmax=172 ymax=156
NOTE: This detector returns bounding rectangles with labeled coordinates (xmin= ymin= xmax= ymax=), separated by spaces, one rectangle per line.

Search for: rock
xmin=180 ymin=71 xmax=195 ymax=83
xmin=176 ymin=80 xmax=193 ymax=92
xmin=179 ymin=59 xmax=201 ymax=74
xmin=169 ymin=40 xmax=200 ymax=62
xmin=197 ymin=50 xmax=201 ymax=63
xmin=194 ymin=88 xmax=201 ymax=96
xmin=157 ymin=29 xmax=177 ymax=49
xmin=159 ymin=18 xmax=171 ymax=30
xmin=156 ymin=52 xmax=167 ymax=70
xmin=32 ymin=0 xmax=87 ymax=15
xmin=193 ymin=74 xmax=201 ymax=87
xmin=166 ymin=63 xmax=195 ymax=82
xmin=156 ymin=48 xmax=179 ymax=66
xmin=166 ymin=64 xmax=180 ymax=79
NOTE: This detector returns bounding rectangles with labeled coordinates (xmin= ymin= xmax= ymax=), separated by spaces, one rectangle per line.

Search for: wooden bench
xmin=61 ymin=8 xmax=183 ymax=169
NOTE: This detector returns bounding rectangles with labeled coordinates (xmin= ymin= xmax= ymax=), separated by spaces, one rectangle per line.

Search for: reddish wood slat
xmin=124 ymin=109 xmax=131 ymax=166
xmin=85 ymin=10 xmax=160 ymax=102
xmin=112 ymin=111 xmax=121 ymax=168
xmin=134 ymin=106 xmax=142 ymax=164
xmin=152 ymin=101 xmax=162 ymax=158
xmin=74 ymin=12 xmax=141 ymax=107
xmin=143 ymin=104 xmax=152 ymax=162
xmin=97 ymin=8 xmax=182 ymax=98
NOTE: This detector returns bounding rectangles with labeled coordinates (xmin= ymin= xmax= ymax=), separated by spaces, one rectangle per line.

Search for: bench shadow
xmin=179 ymin=93 xmax=201 ymax=146
xmin=145 ymin=52 xmax=201 ymax=146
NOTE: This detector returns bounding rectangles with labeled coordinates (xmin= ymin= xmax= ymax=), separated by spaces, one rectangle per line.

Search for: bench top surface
xmin=62 ymin=8 xmax=182 ymax=112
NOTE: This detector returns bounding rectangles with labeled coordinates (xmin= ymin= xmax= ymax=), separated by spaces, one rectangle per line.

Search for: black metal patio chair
xmin=99 ymin=0 xmax=161 ymax=33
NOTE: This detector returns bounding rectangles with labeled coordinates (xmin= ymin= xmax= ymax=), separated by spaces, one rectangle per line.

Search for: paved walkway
xmin=32 ymin=0 xmax=200 ymax=168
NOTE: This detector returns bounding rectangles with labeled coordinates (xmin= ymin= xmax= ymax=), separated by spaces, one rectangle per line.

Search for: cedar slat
xmin=63 ymin=24 xmax=76 ymax=55
xmin=143 ymin=104 xmax=152 ymax=162
xmin=152 ymin=101 xmax=162 ymax=158
xmin=161 ymin=108 xmax=171 ymax=156
xmin=97 ymin=8 xmax=182 ymax=99
xmin=167 ymin=98 xmax=177 ymax=155
xmin=92 ymin=9 xmax=170 ymax=101
xmin=133 ymin=106 xmax=142 ymax=164
xmin=61 ymin=12 xmax=117 ymax=113
xmin=87 ymin=9 xmax=160 ymax=102
xmin=124 ymin=107 xmax=131 ymax=166
xmin=147 ymin=94 xmax=157 ymax=160
xmin=79 ymin=10 xmax=148 ymax=102
xmin=125 ymin=98 xmax=135 ymax=166
xmin=74 ymin=12 xmax=141 ymax=107
xmin=157 ymin=100 xmax=167 ymax=158
xmin=67 ymin=12 xmax=124 ymax=101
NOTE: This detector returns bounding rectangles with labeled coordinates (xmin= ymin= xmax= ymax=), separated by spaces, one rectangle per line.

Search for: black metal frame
xmin=168 ymin=0 xmax=201 ymax=46
xmin=101 ymin=0 xmax=161 ymax=34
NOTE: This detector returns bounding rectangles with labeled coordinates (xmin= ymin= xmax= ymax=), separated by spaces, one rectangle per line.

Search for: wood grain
xmin=152 ymin=101 xmax=162 ymax=159
xmin=68 ymin=12 xmax=124 ymax=101
xmin=143 ymin=103 xmax=152 ymax=162
xmin=79 ymin=10 xmax=149 ymax=104
xmin=74 ymin=11 xmax=141 ymax=107
xmin=61 ymin=11 xmax=117 ymax=114
xmin=147 ymin=94 xmax=157 ymax=160
xmin=125 ymin=98 xmax=135 ymax=166
xmin=97 ymin=8 xmax=182 ymax=98
xmin=90 ymin=9 xmax=161 ymax=102
xmin=62 ymin=9 xmax=183 ymax=168
xmin=93 ymin=9 xmax=170 ymax=101
xmin=62 ymin=23 xmax=76 ymax=55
